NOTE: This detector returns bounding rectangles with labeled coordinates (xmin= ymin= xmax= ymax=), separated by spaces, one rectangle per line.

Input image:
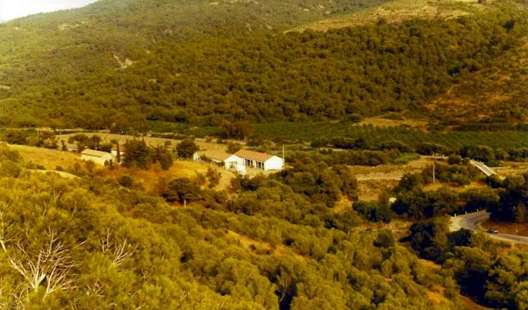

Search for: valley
xmin=1 ymin=0 xmax=528 ymax=309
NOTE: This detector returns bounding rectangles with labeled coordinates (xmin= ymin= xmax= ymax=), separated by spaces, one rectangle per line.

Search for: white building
xmin=235 ymin=149 xmax=284 ymax=171
xmin=81 ymin=149 xmax=115 ymax=166
xmin=193 ymin=149 xmax=245 ymax=173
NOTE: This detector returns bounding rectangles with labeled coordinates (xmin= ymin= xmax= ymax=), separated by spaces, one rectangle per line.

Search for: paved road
xmin=450 ymin=211 xmax=528 ymax=245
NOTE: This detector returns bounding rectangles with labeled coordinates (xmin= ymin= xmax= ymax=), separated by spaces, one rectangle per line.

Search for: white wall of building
xmin=81 ymin=154 xmax=114 ymax=166
xmin=264 ymin=156 xmax=284 ymax=171
xmin=224 ymin=155 xmax=245 ymax=172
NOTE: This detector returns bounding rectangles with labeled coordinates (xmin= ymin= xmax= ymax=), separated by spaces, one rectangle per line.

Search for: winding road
xmin=450 ymin=211 xmax=528 ymax=245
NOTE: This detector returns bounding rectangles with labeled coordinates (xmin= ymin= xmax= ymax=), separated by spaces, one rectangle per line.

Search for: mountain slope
xmin=288 ymin=0 xmax=493 ymax=32
xmin=427 ymin=37 xmax=528 ymax=128
xmin=0 ymin=0 xmax=527 ymax=130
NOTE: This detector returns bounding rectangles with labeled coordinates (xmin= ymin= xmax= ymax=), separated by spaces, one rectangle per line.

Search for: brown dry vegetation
xmin=289 ymin=0 xmax=487 ymax=32
xmin=422 ymin=181 xmax=486 ymax=192
xmin=427 ymin=39 xmax=528 ymax=125
xmin=102 ymin=161 xmax=236 ymax=194
xmin=351 ymin=157 xmax=435 ymax=201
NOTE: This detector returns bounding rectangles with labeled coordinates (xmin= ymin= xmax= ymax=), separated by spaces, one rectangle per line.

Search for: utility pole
xmin=432 ymin=153 xmax=436 ymax=184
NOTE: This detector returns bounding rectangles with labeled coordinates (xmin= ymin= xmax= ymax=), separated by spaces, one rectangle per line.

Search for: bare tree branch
xmin=100 ymin=230 xmax=135 ymax=266
xmin=8 ymin=230 xmax=75 ymax=299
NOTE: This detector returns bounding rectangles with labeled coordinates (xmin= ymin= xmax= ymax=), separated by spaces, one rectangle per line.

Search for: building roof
xmin=81 ymin=149 xmax=114 ymax=158
xmin=235 ymin=149 xmax=273 ymax=162
xmin=199 ymin=149 xmax=232 ymax=162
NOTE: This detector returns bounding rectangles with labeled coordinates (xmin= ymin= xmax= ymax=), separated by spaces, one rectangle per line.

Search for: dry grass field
xmin=351 ymin=156 xmax=435 ymax=201
xmin=102 ymin=160 xmax=236 ymax=194
xmin=7 ymin=144 xmax=83 ymax=170
xmin=494 ymin=161 xmax=528 ymax=177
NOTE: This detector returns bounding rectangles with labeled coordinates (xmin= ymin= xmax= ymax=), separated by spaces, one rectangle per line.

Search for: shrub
xmin=176 ymin=139 xmax=199 ymax=159
xmin=118 ymin=175 xmax=134 ymax=188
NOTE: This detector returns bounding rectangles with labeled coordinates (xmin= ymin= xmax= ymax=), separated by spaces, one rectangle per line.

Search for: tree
xmin=176 ymin=140 xmax=199 ymax=159
xmin=123 ymin=140 xmax=151 ymax=168
xmin=162 ymin=178 xmax=202 ymax=205
xmin=206 ymin=167 xmax=221 ymax=189
xmin=153 ymin=146 xmax=173 ymax=170
xmin=408 ymin=217 xmax=450 ymax=262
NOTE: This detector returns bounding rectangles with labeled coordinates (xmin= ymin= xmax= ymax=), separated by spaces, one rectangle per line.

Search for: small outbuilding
xmin=193 ymin=149 xmax=245 ymax=173
xmin=81 ymin=149 xmax=115 ymax=166
xmin=235 ymin=149 xmax=284 ymax=171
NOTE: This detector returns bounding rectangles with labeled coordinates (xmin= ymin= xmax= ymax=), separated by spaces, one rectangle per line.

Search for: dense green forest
xmin=0 ymin=1 xmax=527 ymax=128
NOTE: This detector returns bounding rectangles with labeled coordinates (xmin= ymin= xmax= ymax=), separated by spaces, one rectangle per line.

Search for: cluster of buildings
xmin=79 ymin=144 xmax=285 ymax=174
xmin=193 ymin=149 xmax=284 ymax=173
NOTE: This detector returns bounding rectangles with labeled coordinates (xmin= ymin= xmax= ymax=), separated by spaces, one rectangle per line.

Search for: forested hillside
xmin=0 ymin=144 xmax=467 ymax=309
xmin=0 ymin=0 xmax=527 ymax=129
xmin=4 ymin=1 xmax=528 ymax=309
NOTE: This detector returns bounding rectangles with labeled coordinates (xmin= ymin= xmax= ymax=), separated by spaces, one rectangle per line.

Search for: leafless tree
xmin=0 ymin=209 xmax=13 ymax=252
xmin=8 ymin=230 xmax=75 ymax=298
xmin=100 ymin=230 xmax=135 ymax=267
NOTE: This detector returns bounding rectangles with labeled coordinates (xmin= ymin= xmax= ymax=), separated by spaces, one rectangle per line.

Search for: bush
xmin=118 ymin=175 xmax=134 ymax=188
xmin=4 ymin=130 xmax=29 ymax=145
xmin=353 ymin=201 xmax=392 ymax=223
xmin=374 ymin=230 xmax=395 ymax=248
xmin=176 ymin=139 xmax=199 ymax=159
xmin=206 ymin=167 xmax=221 ymax=189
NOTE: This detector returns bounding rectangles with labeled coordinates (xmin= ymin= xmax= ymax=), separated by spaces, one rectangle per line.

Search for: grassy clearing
xmin=7 ymin=144 xmax=82 ymax=170
xmin=494 ymin=161 xmax=528 ymax=176
xmin=422 ymin=181 xmax=486 ymax=193
xmin=352 ymin=156 xmax=434 ymax=201
xmin=102 ymin=161 xmax=236 ymax=194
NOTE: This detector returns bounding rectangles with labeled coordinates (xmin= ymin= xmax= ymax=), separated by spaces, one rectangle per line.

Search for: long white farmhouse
xmin=234 ymin=149 xmax=284 ymax=171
